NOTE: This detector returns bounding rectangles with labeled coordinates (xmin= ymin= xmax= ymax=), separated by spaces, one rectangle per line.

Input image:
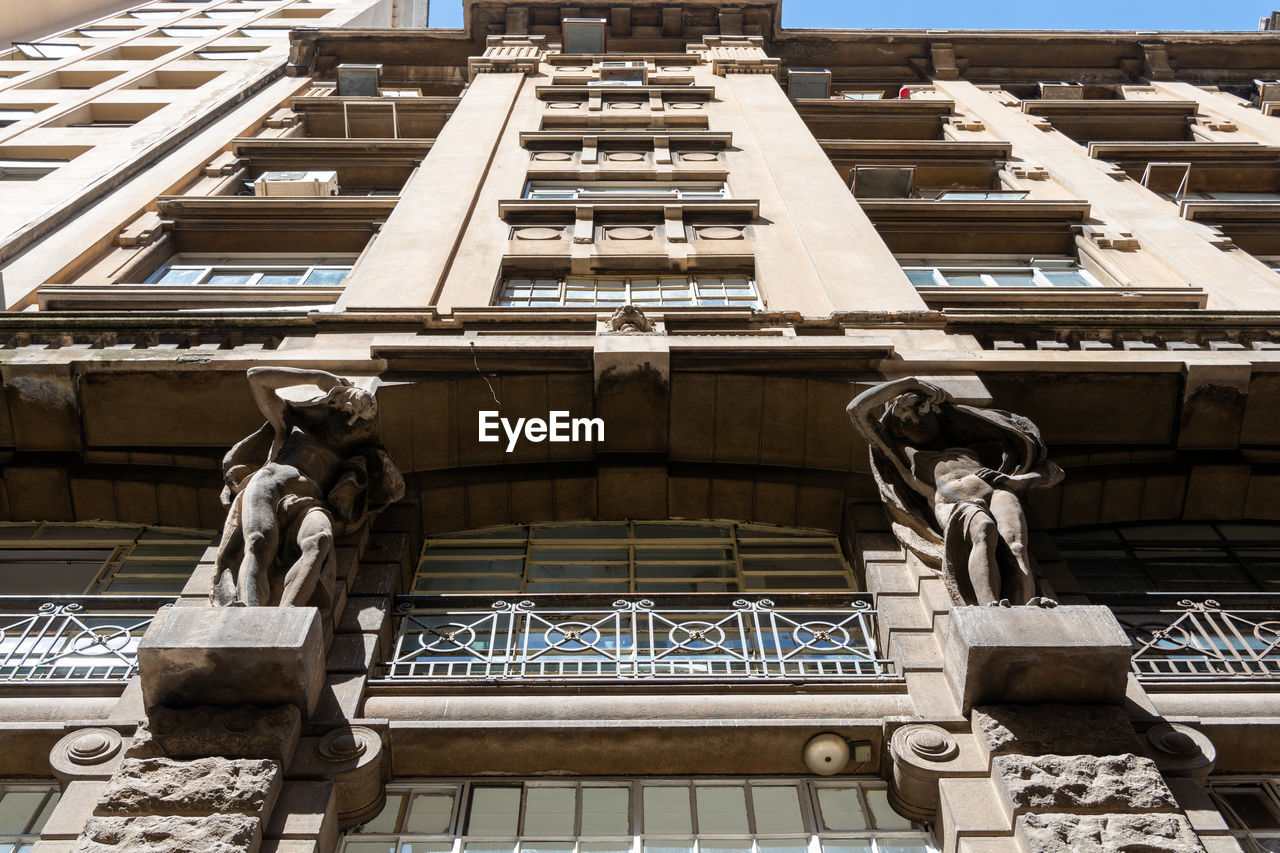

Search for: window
xmin=0 ymin=159 xmax=67 ymax=181
xmin=841 ymin=91 xmax=885 ymax=100
xmin=130 ymin=10 xmax=180 ymax=20
xmin=562 ymin=18 xmax=607 ymax=54
xmin=144 ymin=257 xmax=355 ymax=287
xmin=78 ymin=28 xmax=139 ymax=38
xmin=0 ymin=522 xmax=211 ymax=595
xmin=901 ymin=259 xmax=1101 ymax=288
xmin=934 ymin=190 xmax=1029 ymax=201
xmin=1053 ymin=523 xmax=1280 ymax=594
xmin=14 ymin=43 xmax=83 ymax=60
xmin=1210 ymin=779 xmax=1280 ymax=851
xmin=0 ymin=782 xmax=60 ymax=850
xmin=0 ymin=109 xmax=38 ymax=128
xmin=161 ymin=27 xmax=223 ymax=37
xmin=413 ymin=522 xmax=853 ymax=594
xmin=523 ymin=182 xmax=729 ymax=201
xmin=1173 ymin=191 xmax=1280 ymax=202
xmin=195 ymin=49 xmax=264 ymax=60
xmin=497 ymin=274 xmax=760 ymax=309
xmin=342 ymin=778 xmax=931 ymax=853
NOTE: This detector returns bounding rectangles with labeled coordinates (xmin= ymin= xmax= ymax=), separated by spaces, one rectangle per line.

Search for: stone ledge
xmin=77 ymin=813 xmax=262 ymax=853
xmin=994 ymin=754 xmax=1178 ymax=816
xmin=1014 ymin=812 xmax=1205 ymax=853
xmin=96 ymin=757 xmax=280 ymax=818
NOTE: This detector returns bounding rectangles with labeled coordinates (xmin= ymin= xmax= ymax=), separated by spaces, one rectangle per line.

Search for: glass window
xmin=524 ymin=182 xmax=728 ymax=200
xmin=900 ymin=259 xmax=1101 ymax=288
xmin=1211 ymin=779 xmax=1280 ymax=851
xmin=1054 ymin=522 xmax=1280 ymax=594
xmin=412 ymin=522 xmax=855 ymax=595
xmin=0 ymin=783 xmax=59 ymax=848
xmin=934 ymin=190 xmax=1030 ymax=200
xmin=342 ymin=780 xmax=932 ymax=852
xmin=14 ymin=43 xmax=83 ymax=59
xmin=144 ymin=258 xmax=354 ymax=287
xmin=0 ymin=522 xmax=210 ymax=595
xmin=195 ymin=49 xmax=264 ymax=60
xmin=497 ymin=275 xmax=761 ymax=309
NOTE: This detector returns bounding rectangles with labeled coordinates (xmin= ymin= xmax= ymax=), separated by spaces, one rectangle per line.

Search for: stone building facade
xmin=1 ymin=1 xmax=1279 ymax=851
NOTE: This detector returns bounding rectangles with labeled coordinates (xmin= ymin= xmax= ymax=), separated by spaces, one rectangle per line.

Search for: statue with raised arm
xmin=847 ymin=378 xmax=1064 ymax=607
xmin=212 ymin=367 xmax=405 ymax=609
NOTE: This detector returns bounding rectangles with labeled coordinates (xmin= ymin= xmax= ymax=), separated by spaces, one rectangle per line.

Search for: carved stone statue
xmin=212 ymin=367 xmax=405 ymax=609
xmin=847 ymin=378 xmax=1064 ymax=607
xmin=607 ymin=304 xmax=655 ymax=334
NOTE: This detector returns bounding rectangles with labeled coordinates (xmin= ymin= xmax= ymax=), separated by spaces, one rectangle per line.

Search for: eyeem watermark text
xmin=478 ymin=411 xmax=604 ymax=452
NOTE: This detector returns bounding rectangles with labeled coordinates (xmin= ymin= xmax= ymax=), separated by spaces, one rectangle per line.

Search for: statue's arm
xmin=246 ymin=366 xmax=351 ymax=456
xmin=847 ymin=378 xmax=946 ymax=495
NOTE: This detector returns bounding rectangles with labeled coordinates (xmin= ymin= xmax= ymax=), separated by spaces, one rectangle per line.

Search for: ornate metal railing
xmin=1098 ymin=594 xmax=1280 ymax=682
xmin=0 ymin=597 xmax=170 ymax=683
xmin=379 ymin=594 xmax=892 ymax=682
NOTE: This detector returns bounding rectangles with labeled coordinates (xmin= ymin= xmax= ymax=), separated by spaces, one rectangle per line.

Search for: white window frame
xmin=0 ymin=781 xmax=60 ymax=848
xmin=143 ymin=255 xmax=357 ymax=287
xmin=496 ymin=274 xmax=761 ymax=309
xmin=523 ymin=181 xmax=729 ymax=201
xmin=194 ymin=48 xmax=264 ymax=60
xmin=900 ymin=258 xmax=1102 ymax=288
xmin=0 ymin=159 xmax=67 ymax=180
xmin=14 ymin=42 xmax=83 ymax=60
xmin=934 ymin=190 xmax=1030 ymax=201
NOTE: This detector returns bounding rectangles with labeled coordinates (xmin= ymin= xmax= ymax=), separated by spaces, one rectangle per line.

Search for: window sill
xmin=36 ymin=284 xmax=344 ymax=311
xmin=920 ymin=285 xmax=1207 ymax=310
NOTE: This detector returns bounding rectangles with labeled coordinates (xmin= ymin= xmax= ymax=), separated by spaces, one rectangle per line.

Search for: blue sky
xmin=427 ymin=1 xmax=1271 ymax=31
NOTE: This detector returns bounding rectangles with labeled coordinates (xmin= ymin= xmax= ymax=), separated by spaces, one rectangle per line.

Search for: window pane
xmin=581 ymin=787 xmax=628 ymax=835
xmin=206 ymin=272 xmax=255 ymax=286
xmin=467 ymin=788 xmax=520 ymax=836
xmin=404 ymin=791 xmax=455 ymax=833
xmin=816 ymin=787 xmax=868 ymax=831
xmin=694 ymin=786 xmax=747 ymax=834
xmin=302 ymin=268 xmax=350 ymax=286
xmin=751 ymin=786 xmax=804 ymax=833
xmin=360 ymin=792 xmax=404 ymax=834
xmin=155 ymin=267 xmax=205 ymax=285
xmin=642 ymin=842 xmax=692 ymax=853
xmin=988 ymin=271 xmax=1035 ymax=287
xmin=904 ymin=268 xmax=937 ymax=287
xmin=256 ymin=270 xmax=306 ymax=286
xmin=756 ymin=841 xmax=807 ymax=853
xmin=0 ymin=792 xmax=44 ymax=834
xmin=864 ymin=788 xmax=912 ymax=830
xmin=1041 ymin=269 xmax=1094 ymax=287
xmin=523 ymin=787 xmax=575 ymax=835
xmin=820 ymin=842 xmax=873 ymax=853
xmin=937 ymin=271 xmax=986 ymax=287
xmin=642 ymin=786 xmax=691 ymax=834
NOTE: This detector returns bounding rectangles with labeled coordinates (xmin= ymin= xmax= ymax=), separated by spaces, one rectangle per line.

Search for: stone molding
xmin=1144 ymin=722 xmax=1217 ymax=783
xmin=690 ymin=36 xmax=781 ymax=76
xmin=51 ymin=728 xmax=126 ymax=783
xmin=469 ymin=35 xmax=547 ymax=79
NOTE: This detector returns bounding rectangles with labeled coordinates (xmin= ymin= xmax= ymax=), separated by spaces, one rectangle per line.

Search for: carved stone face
xmin=889 ymin=393 xmax=942 ymax=445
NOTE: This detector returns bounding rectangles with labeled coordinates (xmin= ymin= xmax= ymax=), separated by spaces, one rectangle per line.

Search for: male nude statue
xmin=212 ymin=367 xmax=404 ymax=609
xmin=847 ymin=378 xmax=1064 ymax=607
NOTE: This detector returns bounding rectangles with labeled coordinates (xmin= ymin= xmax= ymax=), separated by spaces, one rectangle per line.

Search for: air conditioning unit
xmin=598 ymin=60 xmax=647 ymax=86
xmin=253 ymin=170 xmax=339 ymax=197
xmin=336 ymin=63 xmax=382 ymax=97
xmin=1039 ymin=81 xmax=1085 ymax=100
xmin=562 ymin=17 xmax=607 ymax=55
xmin=378 ymin=87 xmax=422 ymax=98
xmin=1254 ymin=79 xmax=1280 ymax=107
xmin=788 ymin=69 xmax=832 ymax=100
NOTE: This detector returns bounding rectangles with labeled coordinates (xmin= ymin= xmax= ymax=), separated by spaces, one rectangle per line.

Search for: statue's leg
xmin=237 ymin=483 xmax=281 ymax=606
xmin=965 ymin=512 xmax=1002 ymax=605
xmin=211 ymin=490 xmax=244 ymax=605
xmin=990 ymin=488 xmax=1036 ymax=604
xmin=279 ymin=508 xmax=333 ymax=608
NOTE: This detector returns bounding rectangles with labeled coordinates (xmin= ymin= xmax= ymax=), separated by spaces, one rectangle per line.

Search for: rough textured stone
xmin=994 ymin=754 xmax=1177 ymax=814
xmin=76 ymin=814 xmax=261 ymax=853
xmin=126 ymin=705 xmax=301 ymax=762
xmin=973 ymin=705 xmax=1143 ymax=757
xmin=138 ymin=606 xmax=325 ymax=715
xmin=96 ymin=757 xmax=280 ymax=817
xmin=944 ymin=605 xmax=1133 ymax=711
xmin=1015 ymin=812 xmax=1206 ymax=853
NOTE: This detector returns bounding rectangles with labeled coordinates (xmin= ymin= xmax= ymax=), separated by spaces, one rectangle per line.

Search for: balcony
xmin=0 ymin=596 xmax=169 ymax=684
xmin=379 ymin=594 xmax=891 ymax=684
xmin=1097 ymin=593 xmax=1280 ymax=683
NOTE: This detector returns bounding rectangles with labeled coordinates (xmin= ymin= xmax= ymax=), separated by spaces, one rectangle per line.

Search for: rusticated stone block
xmin=943 ymin=606 xmax=1132 ymax=711
xmin=1015 ymin=812 xmax=1206 ymax=853
xmin=994 ymin=754 xmax=1177 ymax=815
xmin=96 ymin=757 xmax=280 ymax=817
xmin=126 ymin=705 xmax=301 ymax=763
xmin=76 ymin=814 xmax=261 ymax=853
xmin=973 ymin=705 xmax=1142 ymax=758
xmin=138 ymin=606 xmax=324 ymax=715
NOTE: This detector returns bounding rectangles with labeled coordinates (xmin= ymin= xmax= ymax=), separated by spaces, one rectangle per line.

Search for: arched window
xmin=0 ymin=522 xmax=212 ymax=596
xmin=1051 ymin=522 xmax=1280 ymax=594
xmin=412 ymin=521 xmax=857 ymax=594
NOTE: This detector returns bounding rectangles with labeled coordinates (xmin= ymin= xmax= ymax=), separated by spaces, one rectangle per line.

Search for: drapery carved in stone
xmin=847 ymin=378 xmax=1063 ymax=607
xmin=212 ymin=367 xmax=405 ymax=609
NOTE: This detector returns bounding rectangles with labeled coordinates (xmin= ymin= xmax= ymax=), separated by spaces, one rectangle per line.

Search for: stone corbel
xmin=1144 ymin=723 xmax=1216 ymax=783
xmin=1078 ymin=223 xmax=1141 ymax=251
xmin=51 ymin=727 xmax=129 ymax=784
xmin=292 ymin=724 xmax=388 ymax=828
xmin=116 ymin=212 xmax=165 ymax=249
xmin=1192 ymin=116 xmax=1238 ymax=133
xmin=946 ymin=116 xmax=985 ymax=132
xmin=1006 ymin=162 xmax=1050 ymax=181
xmin=203 ymin=151 xmax=241 ymax=178
xmin=1141 ymin=43 xmax=1175 ymax=80
xmin=263 ymin=108 xmax=299 ymax=129
xmin=928 ymin=42 xmax=967 ymax=79
xmin=887 ymin=724 xmax=972 ymax=823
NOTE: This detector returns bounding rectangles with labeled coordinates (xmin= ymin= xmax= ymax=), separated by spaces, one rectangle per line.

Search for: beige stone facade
xmin=1 ymin=1 xmax=1280 ymax=851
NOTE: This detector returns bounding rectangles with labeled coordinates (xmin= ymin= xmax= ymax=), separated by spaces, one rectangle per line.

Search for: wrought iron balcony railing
xmin=1097 ymin=594 xmax=1280 ymax=682
xmin=379 ymin=594 xmax=892 ymax=683
xmin=0 ymin=597 xmax=171 ymax=684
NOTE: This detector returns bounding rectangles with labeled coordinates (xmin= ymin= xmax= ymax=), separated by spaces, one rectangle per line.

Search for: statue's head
xmin=328 ymin=385 xmax=377 ymax=426
xmin=886 ymin=392 xmax=942 ymax=445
